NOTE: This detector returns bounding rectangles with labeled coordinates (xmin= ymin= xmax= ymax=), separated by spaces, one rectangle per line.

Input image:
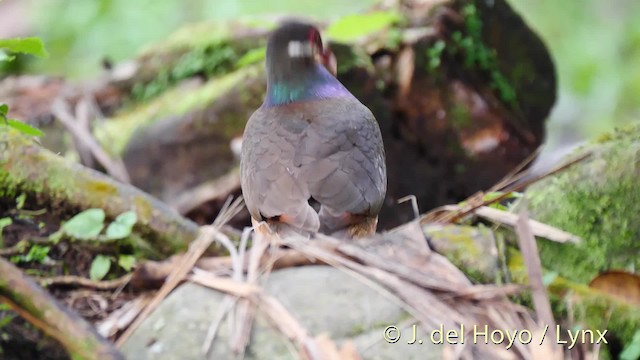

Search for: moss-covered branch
xmin=0 ymin=257 xmax=124 ymax=360
xmin=0 ymin=128 xmax=200 ymax=255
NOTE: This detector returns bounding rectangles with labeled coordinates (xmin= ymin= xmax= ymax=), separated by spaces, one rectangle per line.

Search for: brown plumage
xmin=240 ymin=22 xmax=386 ymax=238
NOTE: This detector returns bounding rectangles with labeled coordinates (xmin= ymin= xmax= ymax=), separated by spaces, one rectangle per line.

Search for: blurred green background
xmin=6 ymin=0 xmax=376 ymax=78
xmin=1 ymin=0 xmax=639 ymax=139
xmin=509 ymin=0 xmax=640 ymax=138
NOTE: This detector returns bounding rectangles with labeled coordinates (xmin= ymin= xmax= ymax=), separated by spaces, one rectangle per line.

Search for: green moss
xmin=95 ymin=65 xmax=261 ymax=155
xmin=507 ymin=249 xmax=640 ymax=354
xmin=133 ymin=196 xmax=154 ymax=224
xmin=526 ymin=124 xmax=640 ymax=283
xmin=437 ymin=3 xmax=518 ymax=105
xmin=127 ymin=19 xmax=276 ymax=104
xmin=131 ymin=42 xmax=240 ymax=103
xmin=424 ymin=224 xmax=497 ymax=282
xmin=84 ymin=181 xmax=119 ymax=197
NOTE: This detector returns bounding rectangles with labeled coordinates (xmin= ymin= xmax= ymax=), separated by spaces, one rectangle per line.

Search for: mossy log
xmin=0 ymin=128 xmax=200 ymax=256
xmin=0 ymin=257 xmax=124 ymax=360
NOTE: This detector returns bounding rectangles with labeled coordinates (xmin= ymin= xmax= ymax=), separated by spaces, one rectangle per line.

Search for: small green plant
xmin=0 ymin=217 xmax=12 ymax=248
xmin=89 ymin=255 xmax=111 ymax=281
xmin=426 ymin=40 xmax=446 ymax=72
xmin=428 ymin=4 xmax=517 ymax=105
xmin=458 ymin=4 xmax=516 ymax=104
xmin=16 ymin=193 xmax=26 ymax=210
xmin=52 ymin=209 xmax=139 ymax=280
xmin=0 ymin=104 xmax=44 ymax=137
xmin=89 ymin=254 xmax=136 ymax=281
xmin=0 ymin=37 xmax=48 ymax=62
xmin=117 ymin=254 xmax=136 ymax=272
xmin=0 ymin=39 xmax=47 ymax=134
xmin=57 ymin=208 xmax=137 ymax=241
xmin=10 ymin=244 xmax=50 ymax=264
xmin=0 ymin=303 xmax=16 ymax=331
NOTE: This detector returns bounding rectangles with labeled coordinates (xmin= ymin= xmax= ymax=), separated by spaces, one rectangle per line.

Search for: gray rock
xmin=121 ymin=266 xmax=440 ymax=359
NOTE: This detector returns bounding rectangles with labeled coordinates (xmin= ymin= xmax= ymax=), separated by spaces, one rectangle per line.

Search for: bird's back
xmin=241 ymin=96 xmax=386 ymax=237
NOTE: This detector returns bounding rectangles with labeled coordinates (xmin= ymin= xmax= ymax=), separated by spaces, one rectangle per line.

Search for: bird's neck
xmin=264 ymin=64 xmax=352 ymax=107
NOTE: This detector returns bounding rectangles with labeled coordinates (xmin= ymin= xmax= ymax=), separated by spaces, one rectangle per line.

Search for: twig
xmin=424 ymin=151 xmax=592 ymax=224
xmin=230 ymin=222 xmax=273 ymax=357
xmin=38 ymin=274 xmax=132 ymax=290
xmin=397 ymin=195 xmax=420 ymax=220
xmin=170 ymin=167 xmax=241 ymax=214
xmin=443 ymin=205 xmax=581 ymax=243
xmin=51 ymin=97 xmax=131 ymax=183
xmin=188 ymin=269 xmax=260 ymax=297
xmin=490 ymin=146 xmax=543 ymax=192
xmin=97 ymin=295 xmax=152 ymax=338
xmin=201 ymin=227 xmax=245 ymax=355
xmin=0 ymin=257 xmax=124 ymax=360
xmin=514 ymin=206 xmax=556 ymax=329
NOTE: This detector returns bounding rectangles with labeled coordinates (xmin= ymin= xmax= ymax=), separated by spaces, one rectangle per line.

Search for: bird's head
xmin=266 ymin=21 xmax=337 ymax=78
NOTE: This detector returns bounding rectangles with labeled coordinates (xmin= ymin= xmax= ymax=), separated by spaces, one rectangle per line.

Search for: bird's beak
xmin=316 ymin=47 xmax=337 ymax=77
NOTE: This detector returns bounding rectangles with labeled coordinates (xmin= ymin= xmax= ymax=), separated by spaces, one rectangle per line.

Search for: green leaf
xmin=0 ymin=312 xmax=16 ymax=329
xmin=117 ymin=255 xmax=136 ymax=272
xmin=62 ymin=208 xmax=105 ymax=240
xmin=105 ymin=211 xmax=137 ymax=240
xmin=16 ymin=193 xmax=26 ymax=210
xmin=48 ymin=229 xmax=63 ymax=244
xmin=0 ymin=104 xmax=7 ymax=116
xmin=326 ymin=11 xmax=402 ymax=43
xmin=23 ymin=245 xmax=50 ymax=263
xmin=0 ymin=37 xmax=49 ymax=58
xmin=89 ymin=255 xmax=111 ymax=280
xmin=0 ymin=217 xmax=12 ymax=248
xmin=6 ymin=119 xmax=44 ymax=137
xmin=0 ymin=217 xmax=12 ymax=230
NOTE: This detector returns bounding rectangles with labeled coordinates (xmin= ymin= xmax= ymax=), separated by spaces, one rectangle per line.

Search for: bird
xmin=240 ymin=21 xmax=387 ymax=239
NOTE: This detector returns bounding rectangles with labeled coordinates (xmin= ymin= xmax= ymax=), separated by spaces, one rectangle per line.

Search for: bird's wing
xmin=240 ymin=107 xmax=320 ymax=232
xmin=295 ymin=100 xmax=387 ymax=230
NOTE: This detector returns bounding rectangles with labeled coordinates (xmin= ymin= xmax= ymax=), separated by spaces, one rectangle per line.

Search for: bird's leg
xmin=251 ymin=218 xmax=275 ymax=238
xmin=346 ymin=216 xmax=378 ymax=238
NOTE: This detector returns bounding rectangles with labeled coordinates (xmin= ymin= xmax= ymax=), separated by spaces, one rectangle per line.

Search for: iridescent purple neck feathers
xmin=264 ymin=64 xmax=353 ymax=107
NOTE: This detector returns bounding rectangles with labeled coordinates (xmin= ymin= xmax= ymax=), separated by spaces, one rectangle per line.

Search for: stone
xmin=121 ymin=266 xmax=439 ymax=359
